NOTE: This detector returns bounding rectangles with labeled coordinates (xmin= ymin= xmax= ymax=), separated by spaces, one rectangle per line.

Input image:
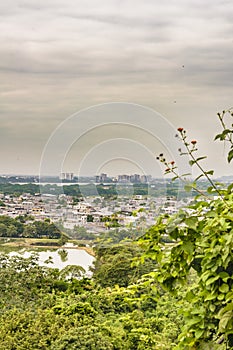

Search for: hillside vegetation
xmin=0 ymin=109 xmax=233 ymax=349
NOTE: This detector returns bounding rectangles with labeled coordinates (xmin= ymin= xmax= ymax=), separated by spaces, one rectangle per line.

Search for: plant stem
xmin=218 ymin=108 xmax=233 ymax=145
xmin=165 ymin=166 xmax=211 ymax=200
xmin=182 ymin=137 xmax=227 ymax=204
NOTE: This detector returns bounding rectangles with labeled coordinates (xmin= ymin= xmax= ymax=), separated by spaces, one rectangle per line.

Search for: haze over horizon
xmin=1 ymin=1 xmax=233 ymax=177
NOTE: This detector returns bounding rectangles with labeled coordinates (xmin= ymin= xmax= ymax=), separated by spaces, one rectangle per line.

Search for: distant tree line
xmin=0 ymin=182 xmax=204 ymax=198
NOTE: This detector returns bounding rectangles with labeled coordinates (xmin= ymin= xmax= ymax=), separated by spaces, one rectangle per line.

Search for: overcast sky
xmin=0 ymin=0 xmax=233 ymax=177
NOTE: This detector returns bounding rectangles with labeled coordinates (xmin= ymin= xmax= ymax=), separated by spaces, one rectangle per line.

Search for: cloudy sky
xmin=0 ymin=0 xmax=233 ymax=177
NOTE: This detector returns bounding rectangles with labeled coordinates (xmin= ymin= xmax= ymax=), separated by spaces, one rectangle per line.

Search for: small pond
xmin=0 ymin=244 xmax=95 ymax=276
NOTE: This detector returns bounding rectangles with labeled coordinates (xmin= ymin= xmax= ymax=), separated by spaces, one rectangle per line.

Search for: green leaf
xmin=195 ymin=328 xmax=205 ymax=339
xmin=186 ymin=316 xmax=202 ymax=326
xmin=205 ymin=170 xmax=214 ymax=176
xmin=206 ymin=210 xmax=217 ymax=218
xmin=201 ymin=270 xmax=212 ymax=283
xmin=219 ymin=311 xmax=232 ymax=331
xmin=184 ymin=184 xmax=193 ymax=192
xmin=226 ymin=292 xmax=233 ymax=302
xmin=219 ymin=272 xmax=229 ymax=282
xmin=227 ymin=183 xmax=233 ymax=193
xmin=219 ymin=284 xmax=229 ymax=294
xmin=207 ymin=186 xmax=214 ymax=193
xmin=196 ymin=156 xmax=207 ymax=162
xmin=194 ymin=174 xmax=204 ymax=181
xmin=204 ymin=293 xmax=217 ymax=301
xmin=214 ymin=134 xmax=220 ymax=140
xmin=185 ymin=217 xmax=198 ymax=230
xmin=189 ymin=160 xmax=195 ymax=166
xmin=209 ymin=304 xmax=216 ymax=312
xmin=186 ymin=291 xmax=195 ymax=302
xmin=222 ymin=129 xmax=232 ymax=136
xmin=215 ymin=129 xmax=232 ymax=141
xmin=218 ymin=303 xmax=233 ymax=316
xmin=182 ymin=241 xmax=194 ymax=254
xmin=228 ymin=149 xmax=233 ymax=163
xmin=206 ymin=275 xmax=219 ymax=286
xmin=214 ymin=133 xmax=223 ymax=140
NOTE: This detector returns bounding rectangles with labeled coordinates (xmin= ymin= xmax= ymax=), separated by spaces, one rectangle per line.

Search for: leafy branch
xmin=215 ymin=108 xmax=233 ymax=163
xmin=157 ymin=127 xmax=226 ymax=202
xmin=156 ymin=152 xmax=209 ymax=199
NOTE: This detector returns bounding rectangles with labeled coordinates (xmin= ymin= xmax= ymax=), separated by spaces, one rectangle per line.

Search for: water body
xmin=0 ymin=246 xmax=95 ymax=276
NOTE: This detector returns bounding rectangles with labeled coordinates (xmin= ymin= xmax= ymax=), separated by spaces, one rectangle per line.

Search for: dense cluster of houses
xmin=0 ymin=192 xmax=189 ymax=233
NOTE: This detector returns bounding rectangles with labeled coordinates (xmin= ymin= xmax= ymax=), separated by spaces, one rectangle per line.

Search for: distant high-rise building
xmin=95 ymin=173 xmax=108 ymax=183
xmin=140 ymin=175 xmax=148 ymax=183
xmin=100 ymin=173 xmax=107 ymax=182
xmin=118 ymin=174 xmax=130 ymax=183
xmin=130 ymin=174 xmax=141 ymax=183
xmin=60 ymin=172 xmax=74 ymax=181
xmin=141 ymin=175 xmax=152 ymax=183
xmin=117 ymin=174 xmax=152 ymax=183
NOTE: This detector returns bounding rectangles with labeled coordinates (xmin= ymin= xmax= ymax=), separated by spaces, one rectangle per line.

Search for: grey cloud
xmin=0 ymin=0 xmax=233 ymax=175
